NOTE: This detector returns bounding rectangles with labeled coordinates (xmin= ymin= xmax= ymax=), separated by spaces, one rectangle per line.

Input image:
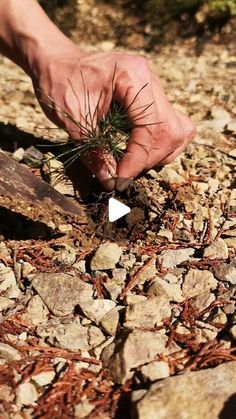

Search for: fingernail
xmin=103 ymin=178 xmax=116 ymax=191
xmin=116 ymin=178 xmax=133 ymax=192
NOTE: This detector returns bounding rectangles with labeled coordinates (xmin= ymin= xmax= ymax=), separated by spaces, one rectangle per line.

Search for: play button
xmin=108 ymin=197 xmax=131 ymax=222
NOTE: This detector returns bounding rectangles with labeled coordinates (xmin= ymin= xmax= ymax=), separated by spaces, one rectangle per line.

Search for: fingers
xmin=116 ymin=72 xmax=196 ymax=189
xmin=157 ymin=109 xmax=196 ymax=165
xmin=81 ymin=148 xmax=117 ymax=191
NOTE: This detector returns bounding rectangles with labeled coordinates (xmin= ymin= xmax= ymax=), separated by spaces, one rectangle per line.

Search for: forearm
xmin=0 ymin=0 xmax=79 ymax=76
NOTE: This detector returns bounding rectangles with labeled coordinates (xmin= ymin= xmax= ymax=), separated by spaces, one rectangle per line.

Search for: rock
xmin=203 ymin=238 xmax=229 ymax=260
xmin=190 ymin=292 xmax=215 ymax=312
xmin=73 ymin=260 xmax=86 ymax=273
xmin=0 ymin=263 xmax=17 ymax=292
xmin=133 ymin=361 xmax=236 ymax=419
xmin=156 ymin=228 xmax=173 ymax=241
xmin=0 ymin=384 xmax=14 ymax=402
xmin=21 ymin=295 xmax=49 ymax=326
xmin=125 ymin=296 xmax=171 ymax=329
xmin=211 ymin=309 xmax=228 ymax=325
xmin=0 ymin=296 xmax=14 ymax=311
xmin=74 ymin=398 xmax=95 ymax=418
xmin=112 ymin=268 xmax=127 ymax=282
xmin=126 ymin=208 xmax=145 ymax=226
xmin=55 ymin=244 xmax=76 ymax=265
xmin=47 ymin=320 xmax=105 ymax=351
xmin=99 ymin=40 xmax=115 ymax=51
xmin=182 ymin=269 xmax=217 ymax=298
xmin=141 ymin=361 xmax=170 ymax=382
xmin=58 ymin=224 xmax=73 ymax=233
xmin=91 ymin=242 xmax=122 ymax=270
xmin=213 ymin=262 xmax=236 ymax=285
xmin=16 ymin=383 xmax=38 ymax=406
xmin=32 ymin=370 xmax=55 ymax=386
xmin=21 ymin=262 xmax=35 ymax=277
xmin=158 ymin=248 xmax=194 ymax=269
xmin=158 ymin=167 xmax=185 ymax=185
xmin=12 ymin=147 xmax=24 ymax=162
xmin=99 ymin=307 xmax=120 ymax=336
xmin=0 ymin=243 xmax=11 ymax=263
xmin=126 ymin=295 xmax=147 ymax=305
xmin=102 ymin=329 xmax=168 ymax=384
xmin=0 ymin=343 xmax=21 ymax=362
xmin=195 ymin=321 xmax=218 ymax=343
xmin=227 ymin=120 xmax=236 ymax=133
xmin=119 ymin=253 xmax=136 ymax=270
xmin=31 ymin=273 xmax=93 ymax=316
xmin=104 ymin=268 xmax=127 ymax=301
xmin=136 ymin=259 xmax=157 ymax=284
xmin=78 ymin=299 xmax=116 ymax=324
xmin=148 ymin=278 xmax=183 ymax=302
xmin=104 ymin=281 xmax=123 ymax=301
xmin=229 ymin=325 xmax=236 ymax=340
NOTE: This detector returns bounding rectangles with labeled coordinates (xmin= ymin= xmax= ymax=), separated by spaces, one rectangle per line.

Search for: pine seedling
xmin=39 ymin=66 xmax=158 ymax=186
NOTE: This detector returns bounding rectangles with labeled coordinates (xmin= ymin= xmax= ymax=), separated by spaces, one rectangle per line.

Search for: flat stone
xmin=0 ymin=343 xmax=21 ymax=362
xmin=78 ymin=299 xmax=116 ymax=324
xmin=0 ymin=296 xmax=14 ymax=311
xmin=213 ymin=262 xmax=236 ymax=285
xmin=101 ymin=329 xmax=168 ymax=384
xmin=0 ymin=243 xmax=11 ymax=263
xmin=182 ymin=269 xmax=217 ymax=298
xmin=32 ymin=370 xmax=55 ymax=386
xmin=21 ymin=295 xmax=49 ymax=326
xmin=203 ymin=238 xmax=229 ymax=259
xmin=141 ymin=361 xmax=170 ymax=382
xmin=112 ymin=268 xmax=127 ymax=283
xmin=158 ymin=167 xmax=185 ymax=185
xmin=74 ymin=398 xmax=95 ymax=418
xmin=133 ymin=361 xmax=236 ymax=419
xmin=55 ymin=244 xmax=76 ymax=265
xmin=190 ymin=292 xmax=215 ymax=312
xmin=158 ymin=248 xmax=194 ymax=269
xmin=0 ymin=263 xmax=17 ymax=292
xmin=31 ymin=273 xmax=93 ymax=316
xmin=99 ymin=306 xmax=120 ymax=336
xmin=48 ymin=321 xmax=105 ymax=352
xmin=148 ymin=278 xmax=183 ymax=302
xmin=16 ymin=382 xmax=38 ymax=406
xmin=21 ymin=262 xmax=36 ymax=278
xmin=125 ymin=296 xmax=171 ymax=329
xmin=91 ymin=242 xmax=122 ymax=270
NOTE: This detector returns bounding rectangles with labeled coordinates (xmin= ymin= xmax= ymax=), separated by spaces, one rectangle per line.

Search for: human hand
xmin=32 ymin=48 xmax=196 ymax=191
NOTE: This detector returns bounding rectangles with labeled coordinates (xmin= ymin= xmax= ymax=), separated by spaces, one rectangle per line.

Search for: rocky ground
xmin=0 ymin=3 xmax=236 ymax=418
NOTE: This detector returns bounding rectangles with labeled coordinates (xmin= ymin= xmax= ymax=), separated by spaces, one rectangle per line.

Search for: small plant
xmin=40 ymin=69 xmax=158 ymax=184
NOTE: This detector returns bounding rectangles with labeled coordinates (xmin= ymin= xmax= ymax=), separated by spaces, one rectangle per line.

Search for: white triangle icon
xmin=108 ymin=198 xmax=131 ymax=222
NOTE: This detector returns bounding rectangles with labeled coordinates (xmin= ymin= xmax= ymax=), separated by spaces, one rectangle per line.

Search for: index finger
xmin=114 ymin=72 xmax=161 ymax=188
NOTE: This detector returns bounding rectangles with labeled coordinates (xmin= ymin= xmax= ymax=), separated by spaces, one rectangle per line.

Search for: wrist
xmin=0 ymin=0 xmax=84 ymax=77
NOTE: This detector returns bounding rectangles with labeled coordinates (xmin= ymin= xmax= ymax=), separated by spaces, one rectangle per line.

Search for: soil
xmin=0 ymin=1 xmax=236 ymax=418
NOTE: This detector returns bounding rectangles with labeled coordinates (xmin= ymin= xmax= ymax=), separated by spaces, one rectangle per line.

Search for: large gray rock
xmin=101 ymin=329 xmax=168 ymax=384
xmin=78 ymin=299 xmax=116 ymax=324
xmin=125 ymin=296 xmax=171 ymax=328
xmin=157 ymin=248 xmax=194 ymax=269
xmin=132 ymin=361 xmax=236 ymax=419
xmin=182 ymin=269 xmax=217 ymax=298
xmin=203 ymin=238 xmax=229 ymax=260
xmin=40 ymin=320 xmax=105 ymax=352
xmin=31 ymin=273 xmax=93 ymax=316
xmin=214 ymin=259 xmax=236 ymax=285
